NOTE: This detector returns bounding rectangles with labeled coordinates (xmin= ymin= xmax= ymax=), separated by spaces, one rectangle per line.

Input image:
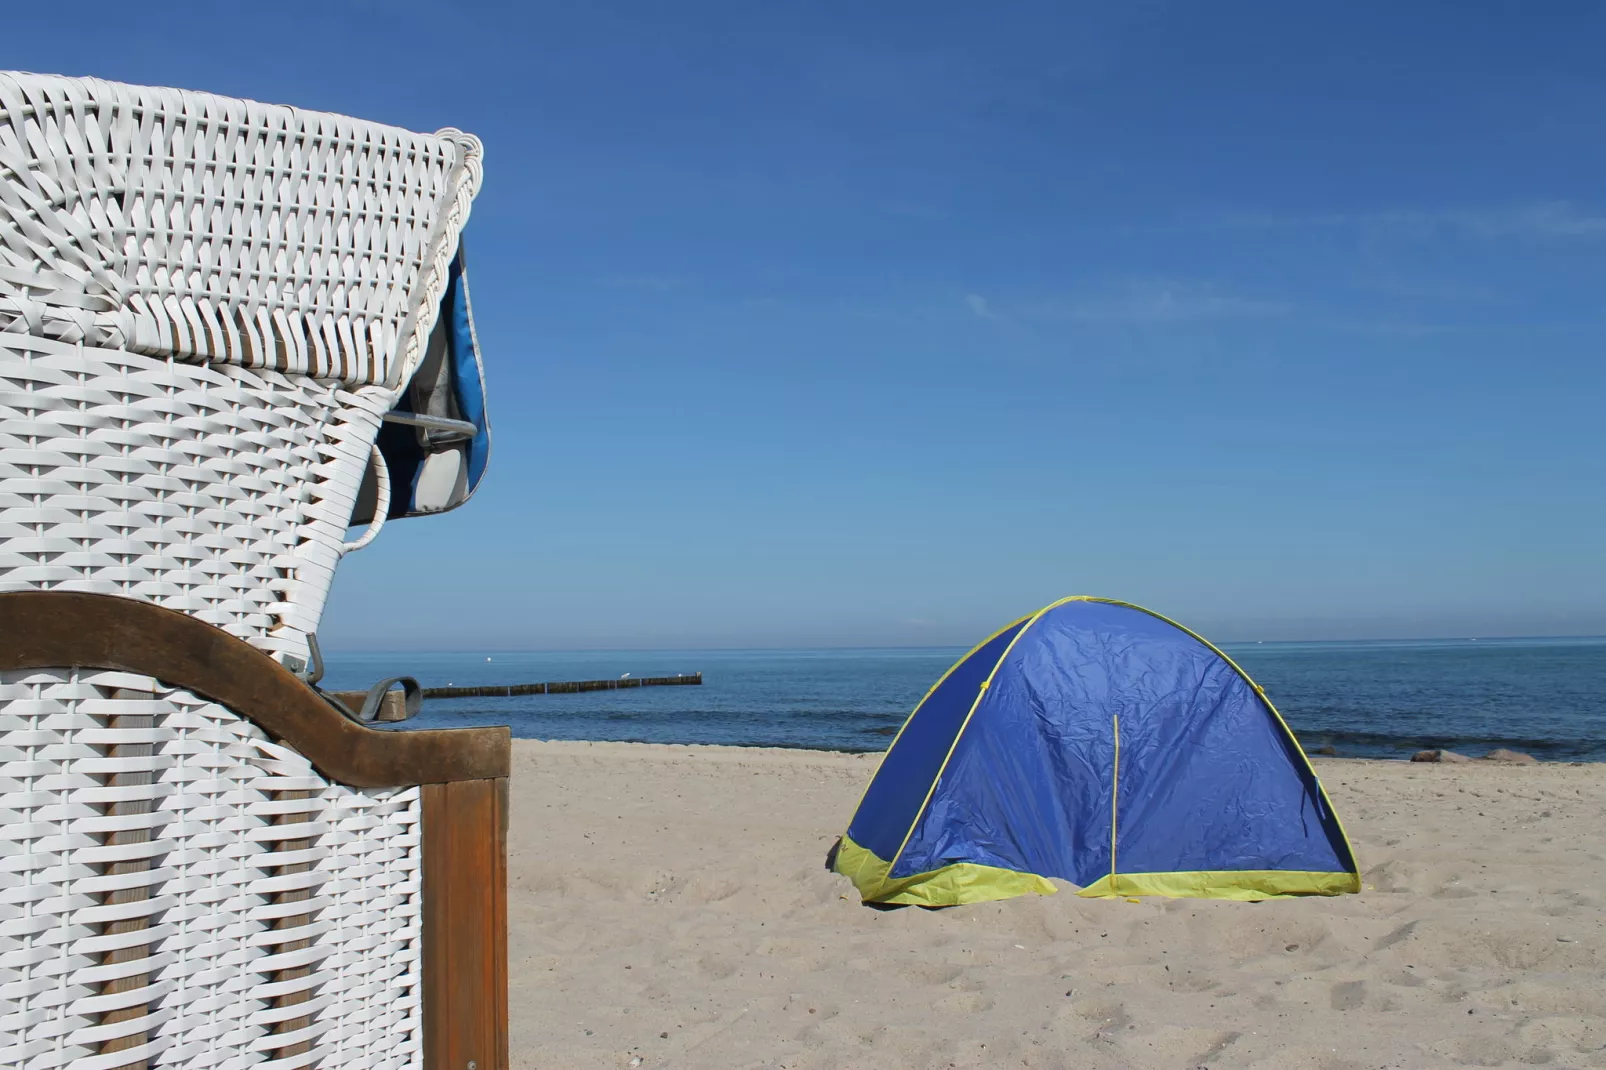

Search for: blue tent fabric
xmin=835 ymin=598 xmax=1359 ymax=905
xmin=848 ymin=615 xmax=1031 ymax=861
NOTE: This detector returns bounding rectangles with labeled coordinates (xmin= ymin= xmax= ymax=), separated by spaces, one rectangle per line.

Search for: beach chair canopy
xmin=354 ymin=245 xmax=493 ymax=522
xmin=835 ymin=597 xmax=1360 ymax=906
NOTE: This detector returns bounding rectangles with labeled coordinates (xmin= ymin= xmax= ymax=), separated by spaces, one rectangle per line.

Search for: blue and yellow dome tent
xmin=834 ymin=597 xmax=1360 ymax=906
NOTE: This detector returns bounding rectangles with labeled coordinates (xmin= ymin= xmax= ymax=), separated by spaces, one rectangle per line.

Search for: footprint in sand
xmin=1245 ymin=1049 xmax=1368 ymax=1070
xmin=755 ymin=937 xmax=831 ymax=973
xmin=933 ymin=991 xmax=994 ymax=1014
xmin=1515 ymin=1014 xmax=1606 ymax=1055
xmin=1502 ymin=981 xmax=1606 ymax=1018
xmin=1481 ymin=929 xmax=1566 ymax=971
xmin=1167 ymin=969 xmax=1220 ymax=994
xmin=1538 ymin=889 xmax=1601 ymax=916
xmin=1389 ymin=966 xmax=1429 ymax=988
xmin=685 ymin=876 xmax=742 ymax=903
xmin=1373 ymin=919 xmax=1418 ymax=951
xmin=1431 ymin=1035 xmax=1522 ymax=1067
xmin=1329 ymin=979 xmax=1366 ymax=1010
xmin=900 ymin=961 xmax=965 ymax=986
xmin=696 ymin=955 xmax=738 ymax=980
xmin=1066 ymin=996 xmax=1131 ymax=1036
xmin=1197 ymin=1029 xmax=1243 ymax=1063
xmin=1363 ymin=859 xmax=1420 ymax=894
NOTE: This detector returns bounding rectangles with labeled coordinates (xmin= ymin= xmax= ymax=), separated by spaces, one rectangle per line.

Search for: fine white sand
xmin=506 ymin=741 xmax=1606 ymax=1069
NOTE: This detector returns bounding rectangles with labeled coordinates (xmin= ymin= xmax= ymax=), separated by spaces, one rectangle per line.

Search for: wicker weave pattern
xmin=1 ymin=72 xmax=474 ymax=1065
xmin=0 ymin=72 xmax=481 ymax=389
xmin=0 ymin=667 xmax=422 ymax=1070
xmin=0 ymin=334 xmax=389 ymax=662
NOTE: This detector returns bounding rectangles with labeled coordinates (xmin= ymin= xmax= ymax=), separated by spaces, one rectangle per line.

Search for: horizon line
xmin=321 ymin=633 xmax=1606 ymax=656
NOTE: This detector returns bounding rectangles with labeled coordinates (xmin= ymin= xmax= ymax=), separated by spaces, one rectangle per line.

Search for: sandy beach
xmin=507 ymin=740 xmax=1606 ymax=1069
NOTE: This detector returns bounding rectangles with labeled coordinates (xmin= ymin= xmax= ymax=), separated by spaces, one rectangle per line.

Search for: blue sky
xmin=9 ymin=2 xmax=1605 ymax=647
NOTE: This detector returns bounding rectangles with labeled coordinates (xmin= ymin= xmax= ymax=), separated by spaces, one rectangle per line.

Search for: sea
xmin=321 ymin=637 xmax=1606 ymax=762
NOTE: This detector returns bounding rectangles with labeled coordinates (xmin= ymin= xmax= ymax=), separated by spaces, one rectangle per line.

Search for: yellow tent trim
xmin=840 ymin=611 xmax=1036 ymax=824
xmin=884 ymin=606 xmax=1049 ymax=876
xmin=834 ymin=834 xmax=1056 ymax=907
xmin=1078 ymin=869 xmax=1361 ymax=901
xmin=836 ymin=836 xmax=1357 ymax=905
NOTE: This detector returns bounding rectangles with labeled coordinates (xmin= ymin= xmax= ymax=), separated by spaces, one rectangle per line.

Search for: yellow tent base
xmin=833 ymin=835 xmax=1057 ymax=907
xmin=1078 ymin=869 xmax=1361 ymax=901
xmin=834 ymin=835 xmax=1360 ymax=906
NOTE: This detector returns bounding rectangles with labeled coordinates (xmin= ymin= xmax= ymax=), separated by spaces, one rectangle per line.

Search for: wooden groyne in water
xmin=421 ymin=672 xmax=703 ymax=699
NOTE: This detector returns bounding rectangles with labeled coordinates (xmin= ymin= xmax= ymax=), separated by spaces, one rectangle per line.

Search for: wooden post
xmin=420 ymin=672 xmax=701 ymax=699
xmin=422 ymin=778 xmax=509 ymax=1070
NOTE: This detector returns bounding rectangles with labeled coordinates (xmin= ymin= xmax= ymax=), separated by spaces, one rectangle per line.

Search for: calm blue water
xmin=322 ymin=637 xmax=1606 ymax=761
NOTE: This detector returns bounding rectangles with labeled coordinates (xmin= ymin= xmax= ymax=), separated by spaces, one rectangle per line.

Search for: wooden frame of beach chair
xmin=0 ymin=73 xmax=506 ymax=1068
xmin=0 ymin=592 xmax=509 ymax=1069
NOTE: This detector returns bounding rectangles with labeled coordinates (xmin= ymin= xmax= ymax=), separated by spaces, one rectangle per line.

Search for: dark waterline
xmin=322 ymin=637 xmax=1606 ymax=762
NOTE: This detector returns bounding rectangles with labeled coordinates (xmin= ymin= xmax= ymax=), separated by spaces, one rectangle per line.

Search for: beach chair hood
xmin=352 ymin=243 xmax=492 ymax=521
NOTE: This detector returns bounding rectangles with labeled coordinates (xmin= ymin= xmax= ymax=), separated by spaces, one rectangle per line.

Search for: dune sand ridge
xmin=507 ymin=740 xmax=1606 ymax=1069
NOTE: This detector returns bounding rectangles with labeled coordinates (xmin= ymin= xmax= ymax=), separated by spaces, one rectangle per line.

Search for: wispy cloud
xmin=1217 ymin=201 xmax=1606 ymax=240
xmin=964 ymin=293 xmax=1000 ymax=320
xmin=1030 ymin=280 xmax=1290 ymax=324
xmin=595 ymin=274 xmax=694 ymax=293
xmin=1316 ymin=318 xmax=1465 ymax=339
xmin=1448 ymin=202 xmax=1606 ymax=238
xmin=1353 ymin=274 xmax=1497 ymax=304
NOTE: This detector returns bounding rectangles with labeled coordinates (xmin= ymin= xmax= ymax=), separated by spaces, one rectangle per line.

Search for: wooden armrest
xmin=0 ymin=590 xmax=508 ymax=788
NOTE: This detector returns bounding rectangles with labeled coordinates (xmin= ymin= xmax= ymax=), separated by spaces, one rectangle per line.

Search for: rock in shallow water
xmin=1482 ymin=748 xmax=1538 ymax=764
xmin=1410 ymin=749 xmax=1473 ymax=763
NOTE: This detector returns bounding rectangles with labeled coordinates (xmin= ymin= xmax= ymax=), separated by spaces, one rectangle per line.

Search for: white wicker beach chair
xmin=0 ymin=73 xmax=507 ymax=1070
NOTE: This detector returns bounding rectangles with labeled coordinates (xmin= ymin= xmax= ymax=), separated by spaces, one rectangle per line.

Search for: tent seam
xmin=1109 ymin=713 xmax=1120 ymax=888
xmin=1091 ymin=598 xmax=1362 ymax=878
xmin=843 ymin=612 xmax=1035 ymax=826
xmin=882 ymin=601 xmax=1070 ymax=881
